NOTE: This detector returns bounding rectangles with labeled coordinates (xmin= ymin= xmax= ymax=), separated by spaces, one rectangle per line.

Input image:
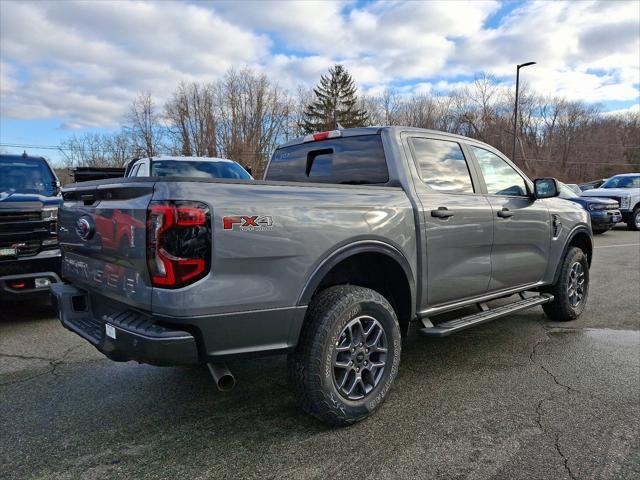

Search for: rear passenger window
xmin=129 ymin=164 xmax=140 ymax=177
xmin=137 ymin=161 xmax=149 ymax=177
xmin=266 ymin=135 xmax=388 ymax=185
xmin=410 ymin=138 xmax=474 ymax=193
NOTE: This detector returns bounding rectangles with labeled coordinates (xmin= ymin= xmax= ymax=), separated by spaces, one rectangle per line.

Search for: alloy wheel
xmin=332 ymin=315 xmax=388 ymax=401
xmin=567 ymin=261 xmax=585 ymax=307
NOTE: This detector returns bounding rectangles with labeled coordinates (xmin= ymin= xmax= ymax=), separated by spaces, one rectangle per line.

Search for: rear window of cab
xmin=266 ymin=135 xmax=389 ymax=185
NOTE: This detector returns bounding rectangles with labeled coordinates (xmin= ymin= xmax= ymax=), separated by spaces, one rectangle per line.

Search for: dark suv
xmin=0 ymin=153 xmax=62 ymax=299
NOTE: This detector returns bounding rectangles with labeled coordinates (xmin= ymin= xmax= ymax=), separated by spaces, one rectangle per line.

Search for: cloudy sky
xmin=1 ymin=0 xmax=638 ymax=161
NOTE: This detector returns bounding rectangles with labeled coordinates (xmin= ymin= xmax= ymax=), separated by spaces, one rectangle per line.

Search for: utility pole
xmin=513 ymin=62 xmax=536 ymax=161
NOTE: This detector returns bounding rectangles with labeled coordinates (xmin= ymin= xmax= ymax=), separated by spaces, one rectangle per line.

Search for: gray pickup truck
xmin=52 ymin=127 xmax=593 ymax=425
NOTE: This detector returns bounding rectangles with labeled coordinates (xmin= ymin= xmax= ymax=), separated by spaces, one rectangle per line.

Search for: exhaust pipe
xmin=207 ymin=362 xmax=236 ymax=392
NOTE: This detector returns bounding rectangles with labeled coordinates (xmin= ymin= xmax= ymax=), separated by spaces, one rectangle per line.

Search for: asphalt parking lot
xmin=1 ymin=227 xmax=639 ymax=480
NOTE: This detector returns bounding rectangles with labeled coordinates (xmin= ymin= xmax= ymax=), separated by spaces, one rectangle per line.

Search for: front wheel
xmin=628 ymin=206 xmax=640 ymax=231
xmin=542 ymin=247 xmax=589 ymax=321
xmin=288 ymin=285 xmax=401 ymax=426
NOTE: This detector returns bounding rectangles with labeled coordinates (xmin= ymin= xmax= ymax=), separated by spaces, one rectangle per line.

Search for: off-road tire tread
xmin=628 ymin=206 xmax=640 ymax=231
xmin=288 ymin=285 xmax=399 ymax=427
xmin=542 ymin=247 xmax=588 ymax=321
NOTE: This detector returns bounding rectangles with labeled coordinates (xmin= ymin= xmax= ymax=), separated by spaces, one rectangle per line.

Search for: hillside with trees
xmin=57 ymin=66 xmax=639 ymax=182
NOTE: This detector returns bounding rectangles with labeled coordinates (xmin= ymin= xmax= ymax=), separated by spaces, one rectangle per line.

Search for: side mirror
xmin=534 ymin=178 xmax=560 ymax=199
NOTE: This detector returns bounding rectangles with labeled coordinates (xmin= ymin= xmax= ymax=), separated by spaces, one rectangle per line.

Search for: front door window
xmin=471 ymin=147 xmax=528 ymax=197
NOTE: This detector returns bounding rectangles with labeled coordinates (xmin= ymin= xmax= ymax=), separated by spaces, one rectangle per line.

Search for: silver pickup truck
xmin=52 ymin=127 xmax=593 ymax=426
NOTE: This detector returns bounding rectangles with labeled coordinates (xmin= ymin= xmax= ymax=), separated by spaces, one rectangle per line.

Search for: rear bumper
xmin=51 ymin=283 xmax=307 ymax=366
xmin=0 ymin=249 xmax=62 ymax=298
xmin=51 ymin=283 xmax=199 ymax=366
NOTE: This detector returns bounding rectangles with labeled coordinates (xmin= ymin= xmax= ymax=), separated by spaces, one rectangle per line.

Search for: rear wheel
xmin=542 ymin=247 xmax=589 ymax=321
xmin=288 ymin=285 xmax=401 ymax=426
xmin=628 ymin=206 xmax=640 ymax=231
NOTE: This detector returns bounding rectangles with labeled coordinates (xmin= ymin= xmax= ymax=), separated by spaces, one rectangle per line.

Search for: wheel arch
xmin=553 ymin=226 xmax=593 ymax=284
xmin=297 ymin=241 xmax=416 ymax=334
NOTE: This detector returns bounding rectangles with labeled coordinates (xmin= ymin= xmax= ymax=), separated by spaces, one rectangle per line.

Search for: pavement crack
xmin=534 ymin=396 xmax=546 ymax=432
xmin=529 ymin=334 xmax=582 ymax=395
xmin=0 ymin=352 xmax=56 ymax=361
xmin=554 ymin=433 xmax=578 ymax=480
xmin=0 ymin=345 xmax=81 ymax=386
xmin=529 ymin=324 xmax=580 ymax=480
xmin=50 ymin=345 xmax=81 ymax=377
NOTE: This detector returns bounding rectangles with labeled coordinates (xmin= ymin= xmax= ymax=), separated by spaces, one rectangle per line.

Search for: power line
xmin=0 ymin=143 xmax=268 ymax=157
xmin=1 ymin=143 xmax=67 ymax=151
xmin=525 ymin=158 xmax=635 ymax=166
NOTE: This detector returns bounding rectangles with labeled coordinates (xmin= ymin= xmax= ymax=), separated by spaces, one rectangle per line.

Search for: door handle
xmin=431 ymin=207 xmax=454 ymax=219
xmin=497 ymin=208 xmax=514 ymax=218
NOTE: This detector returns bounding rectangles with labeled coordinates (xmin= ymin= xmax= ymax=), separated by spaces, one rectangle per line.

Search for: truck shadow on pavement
xmin=3 ymin=307 xmax=639 ymax=479
xmin=0 ymin=297 xmax=56 ymax=323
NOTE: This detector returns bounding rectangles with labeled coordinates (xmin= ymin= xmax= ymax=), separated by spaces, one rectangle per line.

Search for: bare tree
xmin=165 ymin=82 xmax=218 ymax=157
xmin=103 ymin=131 xmax=134 ymax=167
xmin=59 ymin=131 xmax=133 ymax=168
xmin=59 ymin=133 xmax=110 ymax=167
xmin=56 ymin=71 xmax=638 ymax=183
xmin=216 ymin=68 xmax=291 ymax=177
xmin=126 ymin=92 xmax=163 ymax=158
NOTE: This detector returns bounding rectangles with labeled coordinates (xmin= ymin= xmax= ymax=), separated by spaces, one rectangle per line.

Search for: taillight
xmin=147 ymin=201 xmax=211 ymax=288
xmin=303 ymin=130 xmax=342 ymax=142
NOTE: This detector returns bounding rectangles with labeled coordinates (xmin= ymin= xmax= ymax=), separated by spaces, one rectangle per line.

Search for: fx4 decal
xmin=223 ymin=215 xmax=273 ymax=231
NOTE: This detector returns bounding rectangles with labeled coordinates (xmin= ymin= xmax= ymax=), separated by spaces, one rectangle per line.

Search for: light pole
xmin=512 ymin=61 xmax=536 ymax=161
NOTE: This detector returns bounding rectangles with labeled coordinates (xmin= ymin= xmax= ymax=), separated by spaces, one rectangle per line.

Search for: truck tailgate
xmin=58 ymin=181 xmax=153 ymax=310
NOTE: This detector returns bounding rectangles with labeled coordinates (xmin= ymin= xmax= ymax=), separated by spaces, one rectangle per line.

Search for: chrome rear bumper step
xmin=418 ymin=294 xmax=554 ymax=338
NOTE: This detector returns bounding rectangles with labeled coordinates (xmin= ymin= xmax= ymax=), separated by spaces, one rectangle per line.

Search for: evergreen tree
xmin=302 ymin=64 xmax=369 ymax=133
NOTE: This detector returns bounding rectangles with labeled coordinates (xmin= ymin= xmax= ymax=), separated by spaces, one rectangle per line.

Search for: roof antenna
xmin=22 ymin=150 xmax=28 ymax=158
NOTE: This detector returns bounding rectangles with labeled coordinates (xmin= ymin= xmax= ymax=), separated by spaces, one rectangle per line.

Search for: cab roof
xmin=276 ymin=126 xmax=482 ymax=149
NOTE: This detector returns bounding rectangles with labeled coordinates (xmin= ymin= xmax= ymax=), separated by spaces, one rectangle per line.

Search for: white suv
xmin=581 ymin=173 xmax=640 ymax=230
xmin=126 ymin=156 xmax=253 ymax=180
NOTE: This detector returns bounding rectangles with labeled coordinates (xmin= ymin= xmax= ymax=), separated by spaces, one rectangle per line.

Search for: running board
xmin=418 ymin=294 xmax=554 ymax=338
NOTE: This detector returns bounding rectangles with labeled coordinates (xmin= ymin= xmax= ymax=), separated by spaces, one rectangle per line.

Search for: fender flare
xmin=552 ymin=225 xmax=593 ymax=284
xmin=297 ymin=240 xmax=416 ymax=318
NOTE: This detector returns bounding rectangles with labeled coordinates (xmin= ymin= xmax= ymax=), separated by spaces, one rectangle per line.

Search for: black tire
xmin=288 ymin=285 xmax=401 ymax=426
xmin=628 ymin=206 xmax=640 ymax=231
xmin=542 ymin=247 xmax=589 ymax=321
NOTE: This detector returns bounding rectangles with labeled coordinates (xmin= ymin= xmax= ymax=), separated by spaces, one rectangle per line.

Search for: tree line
xmin=60 ymin=65 xmax=639 ymax=182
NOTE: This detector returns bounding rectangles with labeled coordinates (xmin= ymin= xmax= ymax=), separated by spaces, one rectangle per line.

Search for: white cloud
xmin=450 ymin=1 xmax=639 ymax=103
xmin=603 ymin=104 xmax=640 ymax=116
xmin=214 ymin=0 xmax=498 ymax=81
xmin=1 ymin=0 xmax=269 ymax=127
xmin=0 ymin=0 xmax=638 ymax=130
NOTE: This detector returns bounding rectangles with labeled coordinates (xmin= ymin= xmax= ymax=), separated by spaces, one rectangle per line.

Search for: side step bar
xmin=418 ymin=294 xmax=554 ymax=338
